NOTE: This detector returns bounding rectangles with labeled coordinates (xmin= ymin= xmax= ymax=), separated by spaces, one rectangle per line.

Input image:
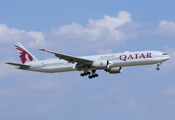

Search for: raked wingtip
xmin=38 ymin=49 xmax=46 ymax=51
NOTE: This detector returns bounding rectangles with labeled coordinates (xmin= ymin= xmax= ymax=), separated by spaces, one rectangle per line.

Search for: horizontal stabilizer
xmin=5 ymin=62 xmax=30 ymax=67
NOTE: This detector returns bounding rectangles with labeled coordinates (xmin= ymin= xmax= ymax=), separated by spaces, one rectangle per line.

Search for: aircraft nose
xmin=166 ymin=55 xmax=170 ymax=60
xmin=168 ymin=55 xmax=170 ymax=59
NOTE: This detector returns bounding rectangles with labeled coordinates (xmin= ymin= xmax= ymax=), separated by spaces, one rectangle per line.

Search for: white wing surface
xmin=39 ymin=49 xmax=93 ymax=64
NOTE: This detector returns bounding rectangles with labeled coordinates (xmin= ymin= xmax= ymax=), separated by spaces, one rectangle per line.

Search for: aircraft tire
xmin=95 ymin=74 xmax=98 ymax=77
xmin=84 ymin=72 xmax=88 ymax=76
xmin=92 ymin=75 xmax=95 ymax=78
xmin=89 ymin=76 xmax=92 ymax=79
xmin=80 ymin=73 xmax=84 ymax=77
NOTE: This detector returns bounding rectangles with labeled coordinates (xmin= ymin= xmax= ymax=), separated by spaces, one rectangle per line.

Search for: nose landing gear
xmin=156 ymin=62 xmax=162 ymax=71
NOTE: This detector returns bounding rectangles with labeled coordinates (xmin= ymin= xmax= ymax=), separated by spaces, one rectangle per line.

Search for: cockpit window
xmin=163 ymin=53 xmax=168 ymax=55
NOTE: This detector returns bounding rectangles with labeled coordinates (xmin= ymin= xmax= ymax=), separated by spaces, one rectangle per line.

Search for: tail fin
xmin=15 ymin=42 xmax=38 ymax=64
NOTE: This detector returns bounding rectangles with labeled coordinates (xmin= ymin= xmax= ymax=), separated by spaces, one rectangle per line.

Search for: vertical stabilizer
xmin=15 ymin=42 xmax=38 ymax=64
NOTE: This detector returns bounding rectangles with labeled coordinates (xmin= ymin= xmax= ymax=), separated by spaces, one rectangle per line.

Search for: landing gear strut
xmin=156 ymin=62 xmax=162 ymax=71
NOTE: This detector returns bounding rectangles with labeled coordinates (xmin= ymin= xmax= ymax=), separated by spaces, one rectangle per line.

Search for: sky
xmin=0 ymin=0 xmax=175 ymax=120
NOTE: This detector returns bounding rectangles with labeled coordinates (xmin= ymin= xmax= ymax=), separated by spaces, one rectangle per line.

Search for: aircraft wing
xmin=39 ymin=49 xmax=93 ymax=64
xmin=5 ymin=62 xmax=30 ymax=67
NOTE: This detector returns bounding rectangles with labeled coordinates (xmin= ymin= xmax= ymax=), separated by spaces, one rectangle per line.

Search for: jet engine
xmin=105 ymin=67 xmax=122 ymax=74
xmin=92 ymin=60 xmax=108 ymax=69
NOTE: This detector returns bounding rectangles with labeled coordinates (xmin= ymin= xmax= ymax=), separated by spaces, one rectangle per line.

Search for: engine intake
xmin=105 ymin=67 xmax=122 ymax=74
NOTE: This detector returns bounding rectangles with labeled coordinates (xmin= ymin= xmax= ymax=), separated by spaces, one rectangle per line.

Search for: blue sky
xmin=1 ymin=0 xmax=175 ymax=120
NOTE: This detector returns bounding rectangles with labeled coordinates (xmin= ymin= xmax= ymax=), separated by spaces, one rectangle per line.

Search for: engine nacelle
xmin=105 ymin=67 xmax=122 ymax=74
xmin=92 ymin=60 xmax=108 ymax=69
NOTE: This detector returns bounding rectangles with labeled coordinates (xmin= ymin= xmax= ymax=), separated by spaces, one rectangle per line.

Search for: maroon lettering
xmin=120 ymin=53 xmax=151 ymax=61
xmin=135 ymin=53 xmax=139 ymax=59
xmin=139 ymin=53 xmax=145 ymax=59
xmin=147 ymin=53 xmax=152 ymax=58
xmin=119 ymin=55 xmax=127 ymax=62
xmin=128 ymin=54 xmax=133 ymax=60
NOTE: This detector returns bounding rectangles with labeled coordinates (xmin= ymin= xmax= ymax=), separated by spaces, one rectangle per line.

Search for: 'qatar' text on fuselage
xmin=119 ymin=53 xmax=152 ymax=61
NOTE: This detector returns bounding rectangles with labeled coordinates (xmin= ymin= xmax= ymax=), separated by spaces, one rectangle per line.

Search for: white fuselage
xmin=18 ymin=51 xmax=170 ymax=73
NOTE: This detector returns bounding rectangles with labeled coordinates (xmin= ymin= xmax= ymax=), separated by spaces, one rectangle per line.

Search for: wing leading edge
xmin=39 ymin=49 xmax=93 ymax=64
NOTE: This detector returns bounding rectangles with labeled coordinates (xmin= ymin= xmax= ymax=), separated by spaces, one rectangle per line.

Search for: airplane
xmin=6 ymin=42 xmax=170 ymax=79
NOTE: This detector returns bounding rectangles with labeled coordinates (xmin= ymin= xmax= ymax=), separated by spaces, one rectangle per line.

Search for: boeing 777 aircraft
xmin=6 ymin=42 xmax=170 ymax=79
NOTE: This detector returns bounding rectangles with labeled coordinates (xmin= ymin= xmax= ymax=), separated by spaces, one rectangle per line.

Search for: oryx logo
xmin=15 ymin=45 xmax=33 ymax=64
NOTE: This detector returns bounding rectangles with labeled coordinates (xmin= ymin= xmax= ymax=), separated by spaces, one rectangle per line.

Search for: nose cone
xmin=167 ymin=55 xmax=170 ymax=60
xmin=165 ymin=55 xmax=170 ymax=61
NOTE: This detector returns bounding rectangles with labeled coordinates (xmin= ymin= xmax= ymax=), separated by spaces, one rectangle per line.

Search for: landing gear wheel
xmin=88 ymin=76 xmax=92 ymax=79
xmin=92 ymin=75 xmax=95 ymax=78
xmin=80 ymin=69 xmax=99 ymax=79
xmin=156 ymin=62 xmax=162 ymax=71
xmin=80 ymin=73 xmax=84 ymax=77
xmin=95 ymin=74 xmax=98 ymax=77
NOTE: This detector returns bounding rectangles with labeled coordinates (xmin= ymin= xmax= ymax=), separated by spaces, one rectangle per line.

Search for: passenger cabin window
xmin=163 ymin=53 xmax=168 ymax=55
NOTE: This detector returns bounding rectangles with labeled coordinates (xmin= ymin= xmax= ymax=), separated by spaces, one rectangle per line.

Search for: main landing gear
xmin=80 ymin=70 xmax=99 ymax=79
xmin=80 ymin=71 xmax=90 ymax=77
xmin=156 ymin=62 xmax=162 ymax=71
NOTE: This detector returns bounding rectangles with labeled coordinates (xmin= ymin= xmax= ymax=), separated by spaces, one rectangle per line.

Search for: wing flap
xmin=39 ymin=49 xmax=93 ymax=64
